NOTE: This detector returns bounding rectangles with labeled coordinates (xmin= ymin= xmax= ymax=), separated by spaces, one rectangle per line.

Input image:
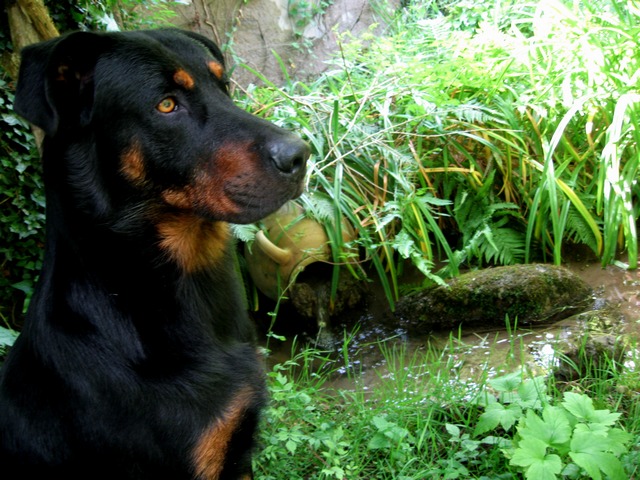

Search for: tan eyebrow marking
xmin=207 ymin=61 xmax=225 ymax=80
xmin=173 ymin=69 xmax=195 ymax=89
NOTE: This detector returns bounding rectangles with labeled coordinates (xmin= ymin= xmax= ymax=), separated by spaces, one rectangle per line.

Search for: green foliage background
xmin=0 ymin=80 xmax=43 ymax=327
xmin=239 ymin=0 xmax=640 ymax=307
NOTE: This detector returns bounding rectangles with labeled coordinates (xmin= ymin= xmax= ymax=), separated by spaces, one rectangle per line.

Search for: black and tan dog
xmin=0 ymin=29 xmax=308 ymax=479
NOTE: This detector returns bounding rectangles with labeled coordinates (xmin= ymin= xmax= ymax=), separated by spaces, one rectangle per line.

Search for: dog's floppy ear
xmin=14 ymin=32 xmax=111 ymax=137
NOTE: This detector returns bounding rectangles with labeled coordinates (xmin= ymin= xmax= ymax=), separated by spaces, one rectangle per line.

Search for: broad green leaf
xmin=517 ymin=377 xmax=548 ymax=408
xmin=368 ymin=433 xmax=390 ymax=450
xmin=489 ymin=371 xmax=522 ymax=393
xmin=574 ymin=422 xmax=608 ymax=437
xmin=595 ymin=453 xmax=627 ymax=480
xmin=474 ymin=405 xmax=502 ymax=436
xmin=474 ymin=402 xmax=521 ymax=436
xmin=511 ymin=437 xmax=548 ymax=467
xmin=524 ymin=458 xmax=563 ymax=480
xmin=0 ymin=326 xmax=18 ymax=348
xmin=588 ymin=408 xmax=621 ymax=427
xmin=518 ymin=407 xmax=571 ymax=448
xmin=572 ymin=429 xmax=631 ymax=457
xmin=570 ymin=452 xmax=602 ymax=480
xmin=511 ymin=437 xmax=562 ymax=480
xmin=474 ymin=390 xmax=498 ymax=407
xmin=445 ymin=423 xmax=461 ymax=438
xmin=562 ymin=392 xmax=595 ymax=421
xmin=606 ymin=428 xmax=633 ymax=455
xmin=570 ymin=451 xmax=626 ymax=480
xmin=285 ymin=439 xmax=297 ymax=454
xmin=372 ymin=415 xmax=392 ymax=430
xmin=570 ymin=431 xmax=605 ymax=455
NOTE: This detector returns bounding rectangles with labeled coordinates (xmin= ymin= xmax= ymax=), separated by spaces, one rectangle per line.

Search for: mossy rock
xmin=396 ymin=264 xmax=593 ymax=332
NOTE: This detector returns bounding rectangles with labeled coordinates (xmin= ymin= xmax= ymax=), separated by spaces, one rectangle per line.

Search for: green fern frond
xmin=565 ymin=205 xmax=601 ymax=254
xmin=480 ymin=224 xmax=526 ymax=265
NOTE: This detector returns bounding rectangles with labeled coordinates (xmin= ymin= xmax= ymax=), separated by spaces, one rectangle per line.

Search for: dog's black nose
xmin=267 ymin=135 xmax=310 ymax=175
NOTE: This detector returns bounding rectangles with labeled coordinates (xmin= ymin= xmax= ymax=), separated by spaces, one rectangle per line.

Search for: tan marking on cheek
xmin=158 ymin=142 xmax=258 ymax=226
xmin=184 ymin=141 xmax=259 ymax=218
xmin=207 ymin=61 xmax=225 ymax=80
xmin=162 ymin=188 xmax=192 ymax=209
xmin=193 ymin=171 xmax=242 ymax=217
xmin=119 ymin=142 xmax=146 ymax=185
xmin=156 ymin=215 xmax=230 ymax=272
xmin=192 ymin=387 xmax=254 ymax=480
xmin=174 ymin=68 xmax=195 ymax=89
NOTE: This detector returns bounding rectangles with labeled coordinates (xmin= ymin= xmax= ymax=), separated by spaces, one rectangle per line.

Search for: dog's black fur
xmin=0 ymin=29 xmax=308 ymax=479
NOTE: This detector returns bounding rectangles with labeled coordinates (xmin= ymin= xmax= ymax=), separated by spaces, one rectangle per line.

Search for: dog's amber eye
xmin=157 ymin=97 xmax=177 ymax=113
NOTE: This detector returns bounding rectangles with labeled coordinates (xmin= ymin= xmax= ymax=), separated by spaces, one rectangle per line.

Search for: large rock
xmin=395 ymin=264 xmax=593 ymax=332
xmin=171 ymin=0 xmax=399 ymax=86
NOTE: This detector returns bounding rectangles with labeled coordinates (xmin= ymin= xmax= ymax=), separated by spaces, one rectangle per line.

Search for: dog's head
xmin=14 ymin=29 xmax=309 ymax=227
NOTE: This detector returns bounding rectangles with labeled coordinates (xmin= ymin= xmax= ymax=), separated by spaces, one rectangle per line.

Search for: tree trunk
xmin=2 ymin=0 xmax=59 ymax=146
xmin=4 ymin=0 xmax=59 ymax=77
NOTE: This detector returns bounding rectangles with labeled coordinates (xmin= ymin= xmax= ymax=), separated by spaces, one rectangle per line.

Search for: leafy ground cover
xmin=254 ymin=333 xmax=640 ymax=479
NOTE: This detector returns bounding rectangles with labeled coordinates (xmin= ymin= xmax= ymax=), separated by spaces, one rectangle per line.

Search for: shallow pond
xmin=262 ymin=251 xmax=640 ymax=390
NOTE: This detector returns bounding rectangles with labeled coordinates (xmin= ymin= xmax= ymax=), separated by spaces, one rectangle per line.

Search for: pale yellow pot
xmin=244 ymin=201 xmax=357 ymax=300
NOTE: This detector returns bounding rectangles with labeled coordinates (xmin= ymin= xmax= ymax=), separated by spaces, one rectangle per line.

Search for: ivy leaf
xmin=511 ymin=437 xmax=562 ymax=480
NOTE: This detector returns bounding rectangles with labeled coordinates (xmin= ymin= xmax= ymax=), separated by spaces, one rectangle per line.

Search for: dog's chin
xmin=221 ymin=195 xmax=303 ymax=225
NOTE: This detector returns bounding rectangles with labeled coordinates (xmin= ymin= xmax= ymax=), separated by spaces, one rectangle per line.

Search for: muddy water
xmin=263 ymin=253 xmax=640 ymax=390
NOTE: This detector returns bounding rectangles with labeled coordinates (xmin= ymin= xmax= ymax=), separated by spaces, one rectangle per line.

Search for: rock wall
xmin=171 ymin=0 xmax=399 ymax=86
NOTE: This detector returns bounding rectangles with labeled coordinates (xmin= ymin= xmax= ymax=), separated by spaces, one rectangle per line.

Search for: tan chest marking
xmin=156 ymin=214 xmax=230 ymax=273
xmin=192 ymin=388 xmax=253 ymax=479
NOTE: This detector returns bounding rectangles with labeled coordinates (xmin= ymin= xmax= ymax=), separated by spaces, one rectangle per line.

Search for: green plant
xmin=0 ymin=324 xmax=18 ymax=356
xmin=255 ymin=345 xmax=364 ymax=479
xmin=449 ymin=170 xmax=525 ymax=269
xmin=46 ymin=0 xmax=178 ymax=31
xmin=0 ymin=78 xmax=44 ymax=325
xmin=238 ymin=0 xmax=640 ymax=313
xmin=288 ymin=0 xmax=333 ymax=35
xmin=474 ymin=371 xmax=633 ymax=480
xmin=254 ymin=327 xmax=640 ymax=479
